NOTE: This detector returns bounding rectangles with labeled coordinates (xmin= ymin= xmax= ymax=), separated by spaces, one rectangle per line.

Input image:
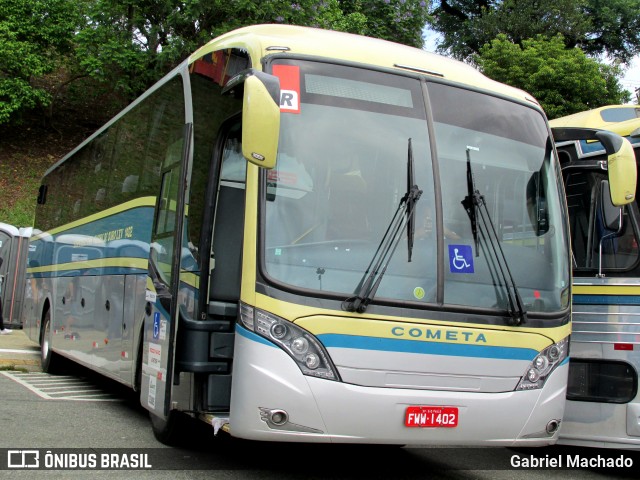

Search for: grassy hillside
xmin=0 ymin=122 xmax=95 ymax=228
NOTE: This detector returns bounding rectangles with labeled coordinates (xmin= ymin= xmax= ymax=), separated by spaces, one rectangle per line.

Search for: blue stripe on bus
xmin=318 ymin=333 xmax=538 ymax=360
xmin=237 ymin=325 xmax=537 ymax=360
xmin=573 ymin=294 xmax=640 ymax=306
xmin=28 ymin=204 xmax=155 ymax=269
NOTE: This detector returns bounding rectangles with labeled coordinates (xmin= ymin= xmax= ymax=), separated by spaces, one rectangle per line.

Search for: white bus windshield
xmin=262 ymin=59 xmax=570 ymax=315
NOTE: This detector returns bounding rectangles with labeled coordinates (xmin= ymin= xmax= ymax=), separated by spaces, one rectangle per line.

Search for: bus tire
xmin=40 ymin=309 xmax=61 ymax=374
xmin=150 ymin=410 xmax=185 ymax=446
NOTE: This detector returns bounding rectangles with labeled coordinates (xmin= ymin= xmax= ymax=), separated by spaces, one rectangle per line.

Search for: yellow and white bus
xmin=551 ymin=105 xmax=640 ymax=449
xmin=21 ymin=25 xmax=635 ymax=446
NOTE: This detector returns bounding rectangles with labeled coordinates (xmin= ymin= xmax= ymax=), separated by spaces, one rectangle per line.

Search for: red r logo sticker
xmin=273 ymin=65 xmax=301 ymax=114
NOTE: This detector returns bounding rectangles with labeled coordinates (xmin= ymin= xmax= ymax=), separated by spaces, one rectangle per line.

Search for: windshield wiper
xmin=343 ymin=139 xmax=422 ymax=313
xmin=406 ymin=138 xmax=418 ymax=262
xmin=461 ymin=147 xmax=480 ymax=254
xmin=461 ymin=146 xmax=527 ymax=326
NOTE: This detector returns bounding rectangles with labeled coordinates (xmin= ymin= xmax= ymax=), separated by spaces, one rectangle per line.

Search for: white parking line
xmin=0 ymin=371 xmax=122 ymax=401
xmin=0 ymin=348 xmax=39 ymax=355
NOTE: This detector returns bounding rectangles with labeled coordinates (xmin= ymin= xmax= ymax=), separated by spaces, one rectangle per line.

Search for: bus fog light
xmin=270 ymin=409 xmax=288 ymax=426
xmin=546 ymin=419 xmax=560 ymax=434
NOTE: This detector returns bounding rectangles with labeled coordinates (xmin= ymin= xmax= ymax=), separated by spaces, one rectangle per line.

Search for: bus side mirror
xmin=223 ymin=69 xmax=281 ymax=170
xmin=552 ymin=127 xmax=637 ymax=206
xmin=601 ymin=132 xmax=636 ymax=206
xmin=37 ymin=185 xmax=48 ymax=205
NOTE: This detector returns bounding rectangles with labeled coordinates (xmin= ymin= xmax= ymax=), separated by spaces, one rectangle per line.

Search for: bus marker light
xmin=405 ymin=406 xmax=458 ymax=428
xmin=614 ymin=343 xmax=633 ymax=351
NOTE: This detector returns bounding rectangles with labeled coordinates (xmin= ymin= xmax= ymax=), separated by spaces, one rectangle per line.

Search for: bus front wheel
xmin=150 ymin=410 xmax=190 ymax=446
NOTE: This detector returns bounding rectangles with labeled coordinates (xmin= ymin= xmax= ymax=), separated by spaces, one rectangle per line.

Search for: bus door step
xmin=199 ymin=413 xmax=230 ymax=435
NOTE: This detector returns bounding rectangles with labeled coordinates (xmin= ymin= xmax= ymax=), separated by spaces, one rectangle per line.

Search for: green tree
xmin=73 ymin=0 xmax=350 ymax=100
xmin=475 ymin=34 xmax=630 ymax=118
xmin=0 ymin=0 xmax=83 ymax=124
xmin=0 ymin=0 xmax=431 ymax=127
xmin=428 ymin=0 xmax=640 ymax=64
xmin=74 ymin=0 xmax=431 ymax=104
xmin=339 ymin=0 xmax=430 ymax=48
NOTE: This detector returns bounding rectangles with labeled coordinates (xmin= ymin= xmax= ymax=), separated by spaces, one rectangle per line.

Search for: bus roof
xmin=45 ymin=24 xmax=543 ymax=177
xmin=549 ymin=105 xmax=640 ymax=140
xmin=190 ymin=24 xmax=538 ymax=106
xmin=549 ymin=105 xmax=640 ymax=130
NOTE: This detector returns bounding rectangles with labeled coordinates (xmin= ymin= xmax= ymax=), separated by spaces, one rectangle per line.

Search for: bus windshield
xmin=262 ymin=59 xmax=570 ymax=315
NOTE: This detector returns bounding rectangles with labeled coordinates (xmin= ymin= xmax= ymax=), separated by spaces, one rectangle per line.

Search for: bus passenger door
xmin=141 ymin=130 xmax=191 ymax=431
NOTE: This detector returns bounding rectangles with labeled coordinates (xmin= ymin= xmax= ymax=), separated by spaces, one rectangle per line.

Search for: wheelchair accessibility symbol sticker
xmin=448 ymin=244 xmax=474 ymax=273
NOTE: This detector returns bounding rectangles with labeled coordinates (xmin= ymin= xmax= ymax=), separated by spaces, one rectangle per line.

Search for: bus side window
xmin=146 ymin=76 xmax=186 ymax=289
xmin=566 ymin=171 xmax=640 ymax=272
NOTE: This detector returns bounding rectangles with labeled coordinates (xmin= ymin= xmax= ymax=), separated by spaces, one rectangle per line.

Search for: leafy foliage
xmin=475 ymin=34 xmax=631 ymax=119
xmin=428 ymin=0 xmax=640 ymax=64
xmin=0 ymin=0 xmax=82 ymax=123
xmin=74 ymin=0 xmax=431 ymax=98
xmin=0 ymin=0 xmax=431 ymax=126
xmin=339 ymin=0 xmax=430 ymax=48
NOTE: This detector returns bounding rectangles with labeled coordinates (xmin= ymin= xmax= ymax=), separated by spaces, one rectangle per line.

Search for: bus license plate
xmin=405 ymin=406 xmax=458 ymax=428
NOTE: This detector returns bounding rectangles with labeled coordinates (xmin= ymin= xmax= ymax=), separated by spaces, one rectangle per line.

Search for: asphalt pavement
xmin=0 ymin=327 xmax=41 ymax=371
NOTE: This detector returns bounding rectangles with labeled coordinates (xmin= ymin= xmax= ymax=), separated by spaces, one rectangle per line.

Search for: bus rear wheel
xmin=40 ymin=309 xmax=61 ymax=374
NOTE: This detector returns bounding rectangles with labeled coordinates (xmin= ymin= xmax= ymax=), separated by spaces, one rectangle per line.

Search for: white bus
xmin=551 ymin=105 xmax=640 ymax=449
xmin=20 ymin=25 xmax=636 ymax=446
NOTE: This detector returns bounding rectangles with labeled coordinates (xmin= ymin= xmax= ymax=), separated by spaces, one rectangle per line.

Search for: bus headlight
xmin=239 ymin=303 xmax=340 ymax=381
xmin=516 ymin=337 xmax=569 ymax=390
